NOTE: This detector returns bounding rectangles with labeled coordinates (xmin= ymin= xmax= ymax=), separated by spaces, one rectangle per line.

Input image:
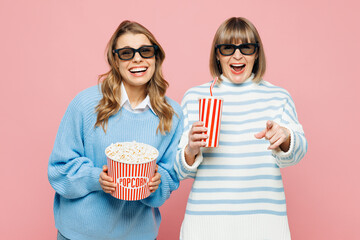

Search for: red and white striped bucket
xmin=106 ymin=151 xmax=157 ymax=201
xmin=199 ymin=97 xmax=224 ymax=147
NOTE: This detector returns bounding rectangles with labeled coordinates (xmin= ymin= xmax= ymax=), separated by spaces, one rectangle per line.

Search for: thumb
xmin=254 ymin=129 xmax=266 ymax=139
xmin=102 ymin=165 xmax=108 ymax=172
xmin=266 ymin=120 xmax=273 ymax=130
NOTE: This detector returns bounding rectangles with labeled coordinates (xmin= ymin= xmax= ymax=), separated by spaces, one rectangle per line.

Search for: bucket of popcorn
xmin=199 ymin=97 xmax=224 ymax=147
xmin=105 ymin=142 xmax=158 ymax=201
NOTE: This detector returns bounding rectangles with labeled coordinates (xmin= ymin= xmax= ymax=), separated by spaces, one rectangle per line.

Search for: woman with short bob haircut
xmin=209 ymin=17 xmax=266 ymax=83
xmin=48 ymin=20 xmax=183 ymax=240
xmin=175 ymin=17 xmax=307 ymax=239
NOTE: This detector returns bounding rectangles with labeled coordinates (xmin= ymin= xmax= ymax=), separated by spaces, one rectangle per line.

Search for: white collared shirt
xmin=120 ymin=83 xmax=156 ymax=115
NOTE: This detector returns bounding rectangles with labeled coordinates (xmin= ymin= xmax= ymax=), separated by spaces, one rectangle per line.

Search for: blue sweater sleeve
xmin=48 ymin=98 xmax=103 ymax=199
xmin=140 ymin=111 xmax=184 ymax=208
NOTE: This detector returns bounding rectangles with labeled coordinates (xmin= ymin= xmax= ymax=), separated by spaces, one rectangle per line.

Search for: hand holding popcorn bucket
xmin=105 ymin=142 xmax=158 ymax=201
xmin=199 ymin=77 xmax=224 ymax=147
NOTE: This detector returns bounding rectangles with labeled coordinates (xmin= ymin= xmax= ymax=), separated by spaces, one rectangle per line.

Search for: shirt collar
xmin=120 ymin=82 xmax=157 ymax=115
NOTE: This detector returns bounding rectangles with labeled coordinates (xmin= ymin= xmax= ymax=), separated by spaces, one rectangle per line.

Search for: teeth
xmin=130 ymin=67 xmax=147 ymax=73
xmin=231 ymin=64 xmax=245 ymax=67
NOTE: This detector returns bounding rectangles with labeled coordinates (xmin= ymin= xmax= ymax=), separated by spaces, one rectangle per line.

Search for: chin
xmin=230 ymin=71 xmax=253 ymax=84
xmin=229 ymin=75 xmax=246 ymax=84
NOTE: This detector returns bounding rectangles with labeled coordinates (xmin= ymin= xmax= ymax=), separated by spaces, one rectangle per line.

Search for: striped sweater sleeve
xmin=174 ymin=92 xmax=203 ymax=180
xmin=272 ymin=94 xmax=308 ymax=167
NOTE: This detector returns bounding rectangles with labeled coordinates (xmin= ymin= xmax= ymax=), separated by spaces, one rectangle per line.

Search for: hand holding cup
xmin=184 ymin=121 xmax=208 ymax=166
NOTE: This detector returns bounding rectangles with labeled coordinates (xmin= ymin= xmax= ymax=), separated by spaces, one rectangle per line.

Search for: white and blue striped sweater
xmin=175 ymin=74 xmax=307 ymax=240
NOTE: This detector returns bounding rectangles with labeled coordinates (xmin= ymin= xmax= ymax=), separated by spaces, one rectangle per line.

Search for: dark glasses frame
xmin=113 ymin=45 xmax=158 ymax=60
xmin=216 ymin=43 xmax=259 ymax=56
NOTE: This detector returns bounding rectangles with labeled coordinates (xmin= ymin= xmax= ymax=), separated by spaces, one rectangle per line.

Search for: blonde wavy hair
xmin=95 ymin=20 xmax=174 ymax=134
xmin=210 ymin=17 xmax=266 ymax=83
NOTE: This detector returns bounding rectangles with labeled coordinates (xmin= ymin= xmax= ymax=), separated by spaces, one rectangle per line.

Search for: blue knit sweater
xmin=48 ymin=85 xmax=183 ymax=240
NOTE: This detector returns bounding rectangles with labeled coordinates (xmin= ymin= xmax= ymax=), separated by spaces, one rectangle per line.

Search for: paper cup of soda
xmin=105 ymin=142 xmax=158 ymax=201
xmin=199 ymin=97 xmax=224 ymax=147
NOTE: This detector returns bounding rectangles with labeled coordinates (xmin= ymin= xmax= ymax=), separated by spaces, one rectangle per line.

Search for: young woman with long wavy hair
xmin=48 ymin=20 xmax=183 ymax=240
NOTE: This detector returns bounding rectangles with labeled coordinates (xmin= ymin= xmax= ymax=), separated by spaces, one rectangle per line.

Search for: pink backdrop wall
xmin=1 ymin=0 xmax=359 ymax=239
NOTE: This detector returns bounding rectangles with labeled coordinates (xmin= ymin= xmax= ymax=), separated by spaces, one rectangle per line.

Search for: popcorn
xmin=105 ymin=141 xmax=159 ymax=164
xmin=106 ymin=141 xmax=158 ymax=200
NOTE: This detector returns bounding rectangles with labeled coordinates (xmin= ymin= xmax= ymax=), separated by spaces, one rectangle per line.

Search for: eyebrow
xmin=116 ymin=44 xmax=152 ymax=49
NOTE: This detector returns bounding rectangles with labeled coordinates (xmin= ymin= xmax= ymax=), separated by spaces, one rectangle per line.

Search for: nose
xmin=233 ymin=49 xmax=243 ymax=60
xmin=132 ymin=52 xmax=143 ymax=63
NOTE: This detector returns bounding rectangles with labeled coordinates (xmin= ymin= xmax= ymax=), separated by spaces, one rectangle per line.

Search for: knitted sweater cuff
xmin=180 ymin=146 xmax=203 ymax=172
xmin=272 ymin=126 xmax=294 ymax=159
xmin=91 ymin=167 xmax=104 ymax=191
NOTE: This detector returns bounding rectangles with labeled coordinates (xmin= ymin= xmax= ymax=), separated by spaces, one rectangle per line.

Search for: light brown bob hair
xmin=210 ymin=17 xmax=266 ymax=83
xmin=95 ymin=20 xmax=174 ymax=134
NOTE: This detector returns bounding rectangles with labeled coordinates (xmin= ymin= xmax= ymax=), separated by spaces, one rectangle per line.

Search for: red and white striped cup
xmin=199 ymin=97 xmax=224 ymax=147
xmin=106 ymin=146 xmax=158 ymax=201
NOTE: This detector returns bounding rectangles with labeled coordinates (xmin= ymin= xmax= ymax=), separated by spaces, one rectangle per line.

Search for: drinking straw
xmin=210 ymin=77 xmax=218 ymax=96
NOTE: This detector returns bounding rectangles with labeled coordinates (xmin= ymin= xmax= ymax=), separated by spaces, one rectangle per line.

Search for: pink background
xmin=1 ymin=0 xmax=359 ymax=239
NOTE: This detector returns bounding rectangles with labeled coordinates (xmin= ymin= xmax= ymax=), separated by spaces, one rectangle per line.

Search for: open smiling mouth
xmin=230 ymin=64 xmax=245 ymax=73
xmin=129 ymin=67 xmax=148 ymax=76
